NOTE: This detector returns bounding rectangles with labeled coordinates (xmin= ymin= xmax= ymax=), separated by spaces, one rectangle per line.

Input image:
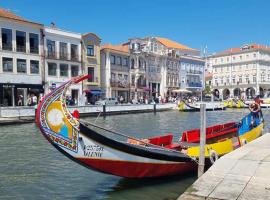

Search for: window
xmin=60 ymin=42 xmax=67 ymax=59
xmin=87 ymin=45 xmax=94 ymax=56
xmin=30 ymin=60 xmax=39 ymax=74
xmin=118 ymin=74 xmax=122 ymax=80
xmin=239 ymin=75 xmax=242 ymax=83
xmin=232 ymin=76 xmax=235 ymax=84
xmin=111 ymin=73 xmax=116 ymax=80
xmin=16 ymin=31 xmax=26 ymax=52
xmin=60 ymin=64 xmax=68 ymax=77
xmin=246 ymin=75 xmax=249 ymax=83
xmin=2 ymin=57 xmax=13 ymax=72
xmin=227 ymin=57 xmax=229 ymax=62
xmin=239 ymin=55 xmax=242 ymax=60
xmin=29 ymin=33 xmax=39 ymax=54
xmin=116 ymin=56 xmax=122 ymax=65
xmin=123 ymin=57 xmax=128 ymax=66
xmin=2 ymin=28 xmax=12 ymax=51
xmin=233 ymin=56 xmax=235 ymax=60
xmin=88 ymin=67 xmax=94 ymax=82
xmin=17 ymin=59 xmax=26 ymax=73
xmin=124 ymin=75 xmax=128 ymax=81
xmin=227 ymin=66 xmax=229 ymax=71
xmin=48 ymin=63 xmax=57 ymax=76
xmin=110 ymin=55 xmax=115 ymax=64
xmin=253 ymin=75 xmax=256 ymax=83
xmin=254 ymin=53 xmax=257 ymax=58
xmin=70 ymin=44 xmax=78 ymax=61
xmin=131 ymin=59 xmax=135 ymax=69
xmin=47 ymin=40 xmax=55 ymax=58
xmin=71 ymin=65 xmax=79 ymax=77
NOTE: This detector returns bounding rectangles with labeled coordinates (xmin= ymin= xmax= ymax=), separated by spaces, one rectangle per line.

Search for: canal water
xmin=1 ymin=109 xmax=269 ymax=200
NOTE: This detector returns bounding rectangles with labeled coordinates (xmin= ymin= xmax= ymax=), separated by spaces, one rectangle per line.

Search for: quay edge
xmin=178 ymin=132 xmax=270 ymax=200
xmin=0 ymin=103 xmax=176 ymax=125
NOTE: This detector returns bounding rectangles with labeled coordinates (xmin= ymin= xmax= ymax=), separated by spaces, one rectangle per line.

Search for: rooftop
xmin=101 ymin=43 xmax=129 ymax=54
xmin=215 ymin=43 xmax=270 ymax=56
xmin=0 ymin=8 xmax=42 ymax=26
xmin=155 ymin=37 xmax=197 ymax=51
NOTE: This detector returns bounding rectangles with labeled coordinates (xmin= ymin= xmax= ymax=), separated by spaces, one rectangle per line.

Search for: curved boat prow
xmin=36 ymin=74 xmax=89 ymax=152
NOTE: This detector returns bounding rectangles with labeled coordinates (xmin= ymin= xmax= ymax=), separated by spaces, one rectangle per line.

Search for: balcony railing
xmin=110 ymin=80 xmax=129 ymax=88
xmin=16 ymin=45 xmax=26 ymax=52
xmin=2 ymin=43 xmax=12 ymax=51
xmin=47 ymin=51 xmax=57 ymax=59
xmin=70 ymin=55 xmax=79 ymax=62
xmin=187 ymin=82 xmax=202 ymax=87
xmin=30 ymin=47 xmax=39 ymax=54
xmin=59 ymin=53 xmax=68 ymax=60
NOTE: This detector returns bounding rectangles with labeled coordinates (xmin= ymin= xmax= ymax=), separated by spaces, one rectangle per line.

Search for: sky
xmin=1 ymin=0 xmax=270 ymax=54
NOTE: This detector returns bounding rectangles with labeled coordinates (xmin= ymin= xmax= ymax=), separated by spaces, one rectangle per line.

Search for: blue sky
xmin=1 ymin=0 xmax=270 ymax=54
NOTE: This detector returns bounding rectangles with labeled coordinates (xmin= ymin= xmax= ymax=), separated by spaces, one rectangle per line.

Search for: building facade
xmin=100 ymin=44 xmax=130 ymax=102
xmin=128 ymin=36 xmax=202 ymax=102
xmin=44 ymin=26 xmax=82 ymax=105
xmin=209 ymin=44 xmax=270 ymax=100
xmin=179 ymin=56 xmax=204 ymax=92
xmin=81 ymin=33 xmax=101 ymax=105
xmin=0 ymin=8 xmax=43 ymax=106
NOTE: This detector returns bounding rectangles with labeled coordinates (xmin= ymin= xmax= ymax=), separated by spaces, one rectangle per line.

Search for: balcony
xmin=47 ymin=51 xmax=57 ymax=59
xmin=59 ymin=53 xmax=68 ymax=60
xmin=187 ymin=82 xmax=202 ymax=88
xmin=110 ymin=80 xmax=129 ymax=88
xmin=111 ymin=65 xmax=129 ymax=72
xmin=2 ymin=44 xmax=12 ymax=51
xmin=186 ymin=70 xmax=202 ymax=75
xmin=70 ymin=55 xmax=79 ymax=62
xmin=16 ymin=45 xmax=26 ymax=53
xmin=30 ymin=47 xmax=39 ymax=54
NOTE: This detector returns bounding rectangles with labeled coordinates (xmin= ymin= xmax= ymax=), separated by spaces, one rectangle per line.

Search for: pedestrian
xmin=120 ymin=96 xmax=124 ymax=104
xmin=18 ymin=94 xmax=23 ymax=106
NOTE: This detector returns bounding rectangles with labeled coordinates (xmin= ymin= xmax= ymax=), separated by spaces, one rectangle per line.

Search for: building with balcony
xmin=179 ymin=56 xmax=204 ymax=93
xmin=44 ymin=25 xmax=82 ymax=104
xmin=81 ymin=33 xmax=101 ymax=104
xmin=208 ymin=44 xmax=270 ymax=100
xmin=100 ymin=44 xmax=130 ymax=102
xmin=0 ymin=8 xmax=43 ymax=106
xmin=129 ymin=36 xmax=201 ymax=101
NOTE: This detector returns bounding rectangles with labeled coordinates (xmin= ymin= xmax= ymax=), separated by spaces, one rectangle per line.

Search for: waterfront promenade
xmin=0 ymin=103 xmax=176 ymax=124
xmin=178 ymin=132 xmax=270 ymax=200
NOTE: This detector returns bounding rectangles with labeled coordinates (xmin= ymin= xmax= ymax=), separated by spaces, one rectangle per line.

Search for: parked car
xmin=95 ymin=98 xmax=118 ymax=105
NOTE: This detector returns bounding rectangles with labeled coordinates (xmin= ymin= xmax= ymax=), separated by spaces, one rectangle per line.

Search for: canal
xmin=1 ymin=109 xmax=269 ymax=199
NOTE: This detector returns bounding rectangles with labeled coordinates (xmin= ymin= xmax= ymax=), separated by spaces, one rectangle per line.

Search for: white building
xmin=100 ymin=43 xmax=130 ymax=102
xmin=43 ymin=25 xmax=82 ymax=105
xmin=129 ymin=37 xmax=201 ymax=101
xmin=0 ymin=8 xmax=43 ymax=106
xmin=208 ymin=44 xmax=270 ymax=100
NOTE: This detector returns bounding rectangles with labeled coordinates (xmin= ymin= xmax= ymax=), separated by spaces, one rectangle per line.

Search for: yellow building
xmin=81 ymin=33 xmax=101 ymax=104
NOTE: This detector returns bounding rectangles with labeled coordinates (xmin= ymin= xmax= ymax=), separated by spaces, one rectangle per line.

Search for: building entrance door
xmin=3 ymin=86 xmax=14 ymax=106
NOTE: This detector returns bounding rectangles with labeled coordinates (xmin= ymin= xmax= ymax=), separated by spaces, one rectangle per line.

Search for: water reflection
xmin=0 ymin=109 xmax=269 ymax=200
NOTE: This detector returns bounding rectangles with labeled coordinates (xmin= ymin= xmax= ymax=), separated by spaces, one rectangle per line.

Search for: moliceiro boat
xmin=178 ymin=100 xmax=226 ymax=112
xmin=36 ymin=75 xmax=264 ymax=178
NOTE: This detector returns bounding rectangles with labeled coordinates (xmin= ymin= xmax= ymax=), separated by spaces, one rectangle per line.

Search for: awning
xmin=84 ymin=89 xmax=103 ymax=95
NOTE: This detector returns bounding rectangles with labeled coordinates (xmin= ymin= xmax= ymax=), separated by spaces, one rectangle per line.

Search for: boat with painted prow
xmin=36 ymin=75 xmax=264 ymax=178
xmin=178 ymin=101 xmax=226 ymax=112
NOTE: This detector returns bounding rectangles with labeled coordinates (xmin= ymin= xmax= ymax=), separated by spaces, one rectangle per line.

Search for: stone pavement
xmin=178 ymin=133 xmax=270 ymax=200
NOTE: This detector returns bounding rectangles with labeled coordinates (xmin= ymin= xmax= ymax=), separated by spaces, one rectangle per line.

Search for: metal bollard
xmin=153 ymin=102 xmax=156 ymax=114
xmin=102 ymin=102 xmax=106 ymax=118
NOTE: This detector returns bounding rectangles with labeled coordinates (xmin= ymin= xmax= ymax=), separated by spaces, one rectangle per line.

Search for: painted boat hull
xmin=178 ymin=101 xmax=226 ymax=112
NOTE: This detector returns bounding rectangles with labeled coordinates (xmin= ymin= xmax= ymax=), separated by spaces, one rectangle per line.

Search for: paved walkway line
xmin=178 ymin=132 xmax=270 ymax=200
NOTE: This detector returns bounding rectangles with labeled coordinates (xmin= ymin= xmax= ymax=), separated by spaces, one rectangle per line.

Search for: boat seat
xmin=148 ymin=134 xmax=173 ymax=146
